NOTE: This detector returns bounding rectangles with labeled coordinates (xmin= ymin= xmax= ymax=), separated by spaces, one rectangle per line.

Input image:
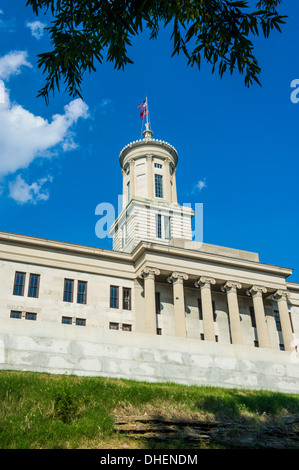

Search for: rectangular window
xmin=198 ymin=298 xmax=203 ymax=320
xmin=157 ymin=328 xmax=162 ymax=335
xmin=77 ymin=281 xmax=87 ymax=304
xmin=10 ymin=310 xmax=22 ymax=319
xmin=155 ymin=292 xmax=161 ymax=315
xmin=156 ymin=214 xmax=162 ymax=238
xmin=13 ymin=272 xmax=25 ymax=296
xmin=25 ymin=312 xmax=37 ymax=321
xmin=212 ymin=300 xmax=216 ymax=321
xmin=154 ymin=163 xmax=162 ymax=169
xmin=63 ymin=279 xmax=74 ymax=302
xmin=200 ymin=333 xmax=204 ymax=341
xmin=109 ymin=322 xmax=119 ymax=330
xmin=28 ymin=274 xmax=40 ymax=298
xmin=155 ymin=174 xmax=163 ymax=198
xmin=250 ymin=306 xmax=256 ymax=328
xmin=164 ymin=216 xmax=171 ymax=239
xmin=123 ymin=287 xmax=131 ymax=310
xmin=127 ymin=181 xmax=130 ymax=202
xmin=110 ymin=286 xmax=119 ymax=309
xmin=62 ymin=316 xmax=72 ymax=325
xmin=274 ymin=310 xmax=281 ymax=331
xmin=122 ymin=324 xmax=132 ymax=332
xmin=76 ymin=318 xmax=86 ymax=326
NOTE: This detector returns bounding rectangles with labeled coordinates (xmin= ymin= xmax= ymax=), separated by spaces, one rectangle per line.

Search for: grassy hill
xmin=0 ymin=370 xmax=298 ymax=449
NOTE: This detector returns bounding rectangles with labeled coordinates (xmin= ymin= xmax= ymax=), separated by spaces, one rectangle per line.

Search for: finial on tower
xmin=142 ymin=121 xmax=153 ymax=140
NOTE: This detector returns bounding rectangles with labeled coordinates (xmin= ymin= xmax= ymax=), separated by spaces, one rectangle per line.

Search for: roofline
xmin=0 ymin=230 xmax=294 ymax=279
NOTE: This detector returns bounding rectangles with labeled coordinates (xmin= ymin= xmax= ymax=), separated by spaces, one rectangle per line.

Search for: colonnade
xmin=139 ymin=268 xmax=294 ymax=351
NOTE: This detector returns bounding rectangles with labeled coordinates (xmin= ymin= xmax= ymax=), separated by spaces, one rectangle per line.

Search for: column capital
xmin=167 ymin=271 xmax=188 ymax=284
xmin=221 ymin=281 xmax=242 ymax=293
xmin=195 ymin=276 xmax=216 ymax=288
xmin=139 ymin=267 xmax=160 ymax=280
xmin=272 ymin=289 xmax=289 ymax=302
xmin=246 ymin=285 xmax=267 ymax=297
xmin=146 ymin=153 xmax=153 ymax=160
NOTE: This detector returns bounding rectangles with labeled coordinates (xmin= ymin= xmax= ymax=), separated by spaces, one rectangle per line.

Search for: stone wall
xmin=0 ymin=317 xmax=298 ymax=394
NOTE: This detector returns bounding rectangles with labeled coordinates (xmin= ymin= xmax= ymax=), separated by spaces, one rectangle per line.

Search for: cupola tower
xmin=110 ymin=114 xmax=193 ymax=252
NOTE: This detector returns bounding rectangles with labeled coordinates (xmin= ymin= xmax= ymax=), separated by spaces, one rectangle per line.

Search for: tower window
xmin=156 ymin=214 xmax=162 ymax=238
xmin=127 ymin=181 xmax=130 ymax=202
xmin=164 ymin=216 xmax=171 ymax=239
xmin=155 ymin=174 xmax=163 ymax=198
xmin=154 ymin=163 xmax=162 ymax=168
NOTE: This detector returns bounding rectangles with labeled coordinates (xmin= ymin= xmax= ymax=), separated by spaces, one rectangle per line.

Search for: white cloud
xmin=26 ymin=20 xmax=46 ymax=39
xmin=197 ymin=179 xmax=207 ymax=191
xmin=0 ymin=78 xmax=89 ymax=179
xmin=8 ymin=174 xmax=53 ymax=204
xmin=0 ymin=50 xmax=32 ymax=80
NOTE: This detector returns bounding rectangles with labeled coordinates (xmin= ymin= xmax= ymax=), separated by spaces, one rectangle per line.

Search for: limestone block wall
xmin=0 ymin=317 xmax=298 ymax=394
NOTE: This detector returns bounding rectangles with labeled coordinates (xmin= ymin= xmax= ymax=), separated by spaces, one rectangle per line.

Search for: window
xmin=109 ymin=322 xmax=119 ymax=330
xmin=164 ymin=216 xmax=171 ymax=240
xmin=123 ymin=287 xmax=131 ymax=310
xmin=28 ymin=274 xmax=40 ymax=298
xmin=200 ymin=334 xmax=204 ymax=341
xmin=110 ymin=286 xmax=119 ymax=308
xmin=212 ymin=300 xmax=217 ymax=321
xmin=76 ymin=318 xmax=86 ymax=326
xmin=155 ymin=174 xmax=163 ymax=198
xmin=13 ymin=272 xmax=25 ymax=296
xmin=10 ymin=310 xmax=22 ymax=319
xmin=155 ymin=292 xmax=161 ymax=315
xmin=198 ymin=299 xmax=203 ymax=320
xmin=127 ymin=181 xmax=130 ymax=202
xmin=25 ymin=312 xmax=37 ymax=321
xmin=274 ymin=310 xmax=281 ymax=331
xmin=250 ymin=306 xmax=256 ymax=328
xmin=154 ymin=163 xmax=162 ymax=168
xmin=63 ymin=279 xmax=74 ymax=302
xmin=77 ymin=281 xmax=87 ymax=304
xmin=62 ymin=316 xmax=72 ymax=325
xmin=156 ymin=214 xmax=162 ymax=238
xmin=122 ymin=324 xmax=132 ymax=332
xmin=157 ymin=328 xmax=162 ymax=335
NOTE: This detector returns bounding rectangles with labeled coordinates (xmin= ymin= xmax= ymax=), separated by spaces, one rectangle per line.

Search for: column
xmin=195 ymin=276 xmax=216 ymax=342
xmin=141 ymin=268 xmax=160 ymax=335
xmin=164 ymin=158 xmax=172 ymax=202
xmin=221 ymin=281 xmax=243 ymax=345
xmin=129 ymin=159 xmax=135 ymax=199
xmin=272 ymin=290 xmax=293 ymax=351
xmin=247 ymin=285 xmax=271 ymax=348
xmin=172 ymin=168 xmax=177 ymax=203
xmin=146 ymin=154 xmax=153 ymax=198
xmin=168 ymin=271 xmax=188 ymax=338
xmin=122 ymin=169 xmax=127 ymax=209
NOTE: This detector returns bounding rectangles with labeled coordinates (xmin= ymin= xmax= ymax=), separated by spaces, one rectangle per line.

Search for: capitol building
xmin=0 ymin=123 xmax=298 ymax=394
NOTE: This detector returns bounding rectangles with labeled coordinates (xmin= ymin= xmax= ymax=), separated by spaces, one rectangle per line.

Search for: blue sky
xmin=0 ymin=1 xmax=298 ymax=282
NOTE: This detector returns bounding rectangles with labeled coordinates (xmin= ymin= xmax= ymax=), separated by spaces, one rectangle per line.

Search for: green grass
xmin=0 ymin=370 xmax=298 ymax=449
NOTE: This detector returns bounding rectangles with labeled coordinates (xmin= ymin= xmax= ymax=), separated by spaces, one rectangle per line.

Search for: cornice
xmin=119 ymin=138 xmax=178 ymax=168
xmin=130 ymin=240 xmax=293 ymax=278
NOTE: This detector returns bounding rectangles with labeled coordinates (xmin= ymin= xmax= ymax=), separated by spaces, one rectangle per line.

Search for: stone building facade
xmin=0 ymin=126 xmax=298 ymax=393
